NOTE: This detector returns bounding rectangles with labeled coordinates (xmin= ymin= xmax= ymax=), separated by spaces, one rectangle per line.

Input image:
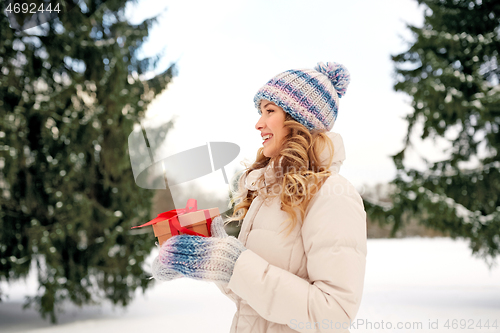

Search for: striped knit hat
xmin=253 ymin=62 xmax=350 ymax=131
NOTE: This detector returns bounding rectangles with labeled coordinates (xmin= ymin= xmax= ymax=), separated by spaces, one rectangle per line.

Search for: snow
xmin=1 ymin=237 xmax=499 ymax=333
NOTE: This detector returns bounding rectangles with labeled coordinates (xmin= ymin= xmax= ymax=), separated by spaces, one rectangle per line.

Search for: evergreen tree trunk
xmin=0 ymin=0 xmax=176 ymax=322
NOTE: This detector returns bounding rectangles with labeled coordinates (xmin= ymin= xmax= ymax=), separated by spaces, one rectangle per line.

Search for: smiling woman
xmin=255 ymin=101 xmax=290 ymax=158
xmin=151 ymin=61 xmax=367 ymax=333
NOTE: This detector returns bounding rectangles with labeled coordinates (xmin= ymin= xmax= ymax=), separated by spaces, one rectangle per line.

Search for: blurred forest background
xmin=1 ymin=0 xmax=499 ymax=324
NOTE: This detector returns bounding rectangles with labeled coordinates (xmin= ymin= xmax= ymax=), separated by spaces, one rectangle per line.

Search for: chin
xmin=263 ymin=150 xmax=275 ymax=158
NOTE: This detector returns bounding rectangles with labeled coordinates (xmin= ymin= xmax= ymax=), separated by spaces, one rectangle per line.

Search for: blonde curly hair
xmin=226 ymin=113 xmax=334 ymax=237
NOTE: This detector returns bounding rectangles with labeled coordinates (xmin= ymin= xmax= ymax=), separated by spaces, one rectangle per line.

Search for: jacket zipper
xmin=234 ymin=196 xmax=265 ymax=331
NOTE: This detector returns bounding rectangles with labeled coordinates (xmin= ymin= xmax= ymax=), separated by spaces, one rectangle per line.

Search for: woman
xmin=152 ymin=62 xmax=367 ymax=333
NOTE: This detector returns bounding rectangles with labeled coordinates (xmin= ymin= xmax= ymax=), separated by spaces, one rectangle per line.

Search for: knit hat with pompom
xmin=253 ymin=61 xmax=350 ymax=131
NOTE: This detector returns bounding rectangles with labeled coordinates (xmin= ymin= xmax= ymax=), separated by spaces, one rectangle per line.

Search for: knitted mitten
xmin=210 ymin=215 xmax=230 ymax=238
xmin=152 ymin=255 xmax=183 ymax=281
xmin=152 ymin=216 xmax=246 ymax=284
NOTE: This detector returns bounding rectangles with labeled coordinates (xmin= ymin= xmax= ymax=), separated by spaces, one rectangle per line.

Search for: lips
xmin=262 ymin=133 xmax=273 ymax=145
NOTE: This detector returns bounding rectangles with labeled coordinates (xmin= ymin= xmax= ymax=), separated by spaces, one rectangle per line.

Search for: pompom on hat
xmin=253 ymin=61 xmax=350 ymax=131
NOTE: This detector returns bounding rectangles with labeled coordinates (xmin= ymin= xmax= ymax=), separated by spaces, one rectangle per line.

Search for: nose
xmin=255 ymin=114 xmax=265 ymax=131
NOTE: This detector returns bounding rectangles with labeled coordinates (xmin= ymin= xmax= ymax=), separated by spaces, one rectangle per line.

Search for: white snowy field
xmin=1 ymin=237 xmax=499 ymax=333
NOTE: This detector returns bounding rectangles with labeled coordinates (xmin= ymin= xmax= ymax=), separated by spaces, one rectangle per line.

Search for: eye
xmin=266 ymin=109 xmax=274 ymax=113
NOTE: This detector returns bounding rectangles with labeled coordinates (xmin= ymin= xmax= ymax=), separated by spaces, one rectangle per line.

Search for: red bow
xmin=131 ymin=198 xmax=212 ymax=237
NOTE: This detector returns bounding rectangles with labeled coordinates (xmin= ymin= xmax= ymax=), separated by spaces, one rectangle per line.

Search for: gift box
xmin=131 ymin=199 xmax=220 ymax=246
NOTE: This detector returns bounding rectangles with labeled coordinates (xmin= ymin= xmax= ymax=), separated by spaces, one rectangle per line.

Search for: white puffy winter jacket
xmin=217 ymin=131 xmax=367 ymax=333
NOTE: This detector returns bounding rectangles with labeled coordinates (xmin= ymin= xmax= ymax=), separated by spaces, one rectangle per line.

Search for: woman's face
xmin=255 ymin=100 xmax=290 ymax=158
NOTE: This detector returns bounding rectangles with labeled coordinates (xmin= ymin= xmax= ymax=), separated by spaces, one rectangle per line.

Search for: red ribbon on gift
xmin=131 ymin=198 xmax=213 ymax=237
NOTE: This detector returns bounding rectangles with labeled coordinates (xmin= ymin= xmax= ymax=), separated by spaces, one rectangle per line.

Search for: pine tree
xmin=364 ymin=0 xmax=500 ymax=267
xmin=0 ymin=0 xmax=176 ymax=322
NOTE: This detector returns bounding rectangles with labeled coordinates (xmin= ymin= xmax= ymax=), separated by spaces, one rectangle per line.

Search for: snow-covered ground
xmin=1 ymin=237 xmax=499 ymax=333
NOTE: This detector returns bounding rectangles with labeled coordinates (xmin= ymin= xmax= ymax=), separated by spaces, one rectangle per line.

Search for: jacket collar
xmin=245 ymin=132 xmax=346 ymax=191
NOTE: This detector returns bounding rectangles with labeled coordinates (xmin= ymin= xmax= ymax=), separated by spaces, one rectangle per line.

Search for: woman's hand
xmin=151 ymin=216 xmax=246 ymax=284
xmin=210 ymin=214 xmax=230 ymax=238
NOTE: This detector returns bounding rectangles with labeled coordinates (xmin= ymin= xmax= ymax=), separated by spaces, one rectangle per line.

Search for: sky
xmin=122 ymin=0 xmax=449 ymax=210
